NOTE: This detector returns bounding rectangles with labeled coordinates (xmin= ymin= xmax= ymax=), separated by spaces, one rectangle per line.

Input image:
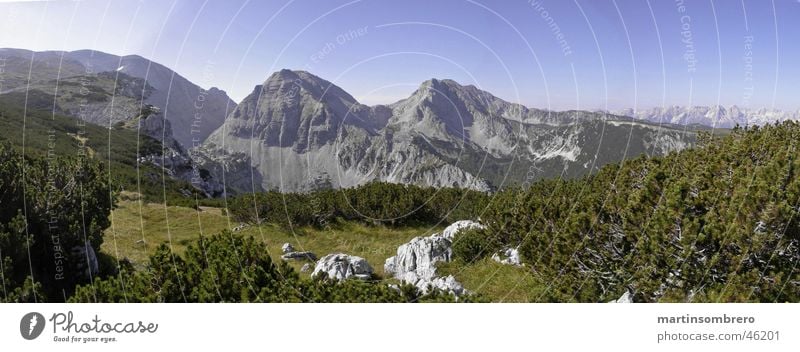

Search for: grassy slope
xmin=105 ymin=199 xmax=547 ymax=301
xmin=104 ymin=199 xmax=441 ymax=279
xmin=438 ymin=260 xmax=548 ymax=302
xmin=0 ymin=91 xmax=202 ymax=203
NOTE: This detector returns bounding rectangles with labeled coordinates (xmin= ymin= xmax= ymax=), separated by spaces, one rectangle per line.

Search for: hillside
xmin=0 ymin=92 xmax=207 ymax=204
xmin=0 ymin=48 xmax=237 ymax=148
xmin=479 ymin=123 xmax=800 ymax=302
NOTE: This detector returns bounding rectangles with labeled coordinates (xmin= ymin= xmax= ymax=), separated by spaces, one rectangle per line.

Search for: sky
xmin=0 ymin=0 xmax=798 ymax=111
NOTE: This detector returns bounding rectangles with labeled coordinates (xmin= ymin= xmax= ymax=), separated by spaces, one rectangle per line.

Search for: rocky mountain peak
xmin=199 ymin=70 xmax=698 ymax=194
xmin=415 ymin=78 xmax=483 ymax=100
xmin=262 ymin=69 xmax=358 ymax=104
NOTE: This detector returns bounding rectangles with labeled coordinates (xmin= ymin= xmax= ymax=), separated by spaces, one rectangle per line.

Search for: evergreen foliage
xmin=227 ymin=182 xmax=489 ymax=228
xmin=0 ymin=143 xmax=114 ymax=301
xmin=71 ymin=232 xmax=483 ymax=303
xmin=3 ymin=118 xmax=800 ymax=302
xmin=480 ymin=123 xmax=800 ymax=302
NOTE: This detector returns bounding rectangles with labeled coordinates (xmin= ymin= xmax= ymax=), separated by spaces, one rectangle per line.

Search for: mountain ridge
xmin=199 ymin=69 xmax=700 ymax=193
xmin=614 ymin=105 xmax=800 ymax=128
xmin=0 ymin=48 xmax=237 ymax=148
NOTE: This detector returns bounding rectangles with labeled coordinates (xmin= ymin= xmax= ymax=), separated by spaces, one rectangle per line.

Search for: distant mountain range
xmin=0 ymin=48 xmax=234 ymax=196
xmin=0 ymin=48 xmax=236 ymax=148
xmin=197 ymin=70 xmax=700 ymax=193
xmin=0 ymin=48 xmax=703 ymax=195
xmin=613 ymin=105 xmax=800 ymax=128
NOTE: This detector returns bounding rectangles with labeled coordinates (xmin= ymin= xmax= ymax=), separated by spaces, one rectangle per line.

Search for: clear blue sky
xmin=1 ymin=0 xmax=798 ymax=111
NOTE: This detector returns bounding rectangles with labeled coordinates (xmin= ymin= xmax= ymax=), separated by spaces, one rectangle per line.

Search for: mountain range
xmin=197 ymin=69 xmax=699 ymax=193
xmin=614 ymin=105 xmax=800 ymax=128
xmin=0 ymin=48 xmax=236 ymax=148
xmin=1 ymin=48 xmax=703 ymax=195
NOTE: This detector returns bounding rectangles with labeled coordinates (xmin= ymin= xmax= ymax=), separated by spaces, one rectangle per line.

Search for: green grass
xmin=0 ymin=91 xmax=205 ymax=204
xmin=104 ymin=199 xmax=548 ymax=301
xmin=438 ymin=259 xmax=549 ymax=302
xmin=239 ymin=221 xmax=438 ymax=278
xmin=103 ymin=199 xmax=441 ymax=278
xmin=101 ymin=197 xmax=233 ymax=268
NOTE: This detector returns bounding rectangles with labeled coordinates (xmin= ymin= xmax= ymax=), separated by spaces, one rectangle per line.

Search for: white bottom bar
xmin=1 ymin=303 xmax=797 ymax=351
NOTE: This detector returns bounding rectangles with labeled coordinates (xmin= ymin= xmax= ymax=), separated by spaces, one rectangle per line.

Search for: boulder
xmin=609 ymin=291 xmax=633 ymax=303
xmin=441 ymin=220 xmax=484 ymax=240
xmin=384 ymin=220 xmax=482 ymax=296
xmin=312 ymin=253 xmax=373 ymax=281
xmin=491 ymin=247 xmax=522 ymax=266
xmin=281 ymin=251 xmax=317 ymax=261
xmin=300 ymin=263 xmax=312 ymax=273
xmin=281 ymin=243 xmax=295 ymax=254
xmin=383 ymin=234 xmax=452 ymax=281
xmin=424 ymin=275 xmax=466 ymax=296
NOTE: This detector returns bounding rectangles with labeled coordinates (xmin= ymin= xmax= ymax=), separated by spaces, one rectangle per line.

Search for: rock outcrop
xmin=442 ymin=220 xmax=485 ymax=239
xmin=384 ymin=233 xmax=453 ymax=282
xmin=609 ymin=291 xmax=634 ymax=303
xmin=312 ymin=253 xmax=373 ymax=281
xmin=136 ymin=107 xmax=224 ymax=197
xmin=279 ymin=242 xmax=317 ymax=261
xmin=491 ymin=247 xmax=522 ymax=266
xmin=281 ymin=251 xmax=317 ymax=261
xmin=384 ymin=220 xmax=482 ymax=295
xmin=425 ymin=275 xmax=466 ymax=296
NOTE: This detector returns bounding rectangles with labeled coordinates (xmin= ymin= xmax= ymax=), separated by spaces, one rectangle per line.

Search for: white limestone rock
xmin=384 ymin=220 xmax=482 ymax=296
xmin=491 ymin=247 xmax=522 ymax=266
xmin=383 ymin=234 xmax=452 ymax=281
xmin=281 ymin=251 xmax=317 ymax=261
xmin=423 ymin=275 xmax=466 ymax=296
xmin=608 ymin=291 xmax=634 ymax=303
xmin=312 ymin=253 xmax=373 ymax=281
xmin=281 ymin=243 xmax=295 ymax=254
xmin=441 ymin=220 xmax=484 ymax=240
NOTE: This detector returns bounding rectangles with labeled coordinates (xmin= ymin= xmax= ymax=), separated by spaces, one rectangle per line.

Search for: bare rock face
xmin=0 ymin=49 xmax=237 ymax=149
xmin=424 ymin=275 xmax=466 ymax=296
xmin=384 ymin=220 xmax=482 ymax=296
xmin=200 ymin=71 xmax=498 ymax=193
xmin=384 ymin=234 xmax=453 ymax=282
xmin=312 ymin=253 xmax=373 ymax=281
xmin=441 ymin=220 xmax=485 ymax=240
xmin=281 ymin=251 xmax=317 ymax=261
xmin=62 ymin=49 xmax=237 ymax=148
xmin=491 ymin=247 xmax=522 ymax=266
xmin=200 ymin=69 xmax=697 ymax=194
xmin=137 ymin=107 xmax=224 ymax=197
xmin=608 ymin=291 xmax=634 ymax=303
xmin=280 ymin=243 xmax=317 ymax=261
